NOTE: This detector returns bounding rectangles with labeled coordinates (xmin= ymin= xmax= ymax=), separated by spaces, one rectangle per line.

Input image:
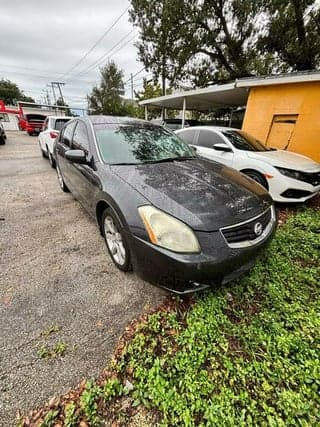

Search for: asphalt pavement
xmin=0 ymin=131 xmax=167 ymax=426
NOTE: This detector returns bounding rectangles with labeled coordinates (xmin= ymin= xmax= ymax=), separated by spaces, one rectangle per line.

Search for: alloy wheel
xmin=104 ymin=216 xmax=126 ymax=266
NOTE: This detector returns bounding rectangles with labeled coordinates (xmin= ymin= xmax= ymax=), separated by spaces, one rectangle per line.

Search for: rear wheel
xmin=0 ymin=136 xmax=5 ymax=145
xmin=243 ymin=170 xmax=268 ymax=189
xmin=48 ymin=150 xmax=56 ymax=168
xmin=102 ymin=208 xmax=131 ymax=272
xmin=39 ymin=142 xmax=46 ymax=157
xmin=56 ymin=165 xmax=69 ymax=192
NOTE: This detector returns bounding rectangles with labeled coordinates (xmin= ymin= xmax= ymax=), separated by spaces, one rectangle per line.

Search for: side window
xmin=197 ymin=130 xmax=224 ymax=148
xmin=61 ymin=121 xmax=76 ymax=147
xmin=178 ymin=129 xmax=196 ymax=145
xmin=72 ymin=121 xmax=90 ymax=154
xmin=42 ymin=118 xmax=48 ymax=131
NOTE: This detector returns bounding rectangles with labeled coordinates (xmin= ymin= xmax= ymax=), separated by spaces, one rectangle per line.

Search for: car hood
xmin=112 ymin=158 xmax=272 ymax=231
xmin=247 ymin=150 xmax=320 ymax=172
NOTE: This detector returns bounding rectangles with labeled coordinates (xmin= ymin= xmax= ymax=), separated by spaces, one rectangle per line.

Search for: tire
xmin=0 ymin=136 xmax=5 ymax=145
xmin=48 ymin=150 xmax=56 ymax=168
xmin=101 ymin=208 xmax=131 ymax=272
xmin=243 ymin=170 xmax=268 ymax=190
xmin=56 ymin=165 xmax=69 ymax=192
xmin=39 ymin=142 xmax=46 ymax=157
xmin=27 ymin=131 xmax=33 ymax=136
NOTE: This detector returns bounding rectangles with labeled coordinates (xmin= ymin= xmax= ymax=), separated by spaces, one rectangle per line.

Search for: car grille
xmin=299 ymin=171 xmax=320 ymax=186
xmin=221 ymin=208 xmax=272 ymax=244
xmin=281 ymin=189 xmax=312 ymax=199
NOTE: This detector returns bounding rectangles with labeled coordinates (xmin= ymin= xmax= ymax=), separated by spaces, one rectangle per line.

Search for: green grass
xmin=20 ymin=207 xmax=320 ymax=426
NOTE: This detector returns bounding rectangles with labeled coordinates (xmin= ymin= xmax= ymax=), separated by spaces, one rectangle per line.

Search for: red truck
xmin=19 ymin=113 xmax=47 ymax=135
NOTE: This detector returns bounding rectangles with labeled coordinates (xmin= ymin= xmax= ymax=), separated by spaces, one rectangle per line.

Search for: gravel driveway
xmin=0 ymin=131 xmax=167 ymax=426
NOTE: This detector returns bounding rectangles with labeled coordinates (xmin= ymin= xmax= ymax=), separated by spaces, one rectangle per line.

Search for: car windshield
xmin=94 ymin=124 xmax=196 ymax=165
xmin=222 ymin=130 xmax=272 ymax=152
xmin=54 ymin=118 xmax=70 ymax=131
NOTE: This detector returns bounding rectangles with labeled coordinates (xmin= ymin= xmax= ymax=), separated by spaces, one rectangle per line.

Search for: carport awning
xmin=139 ymin=83 xmax=249 ymax=111
xmin=139 ymin=71 xmax=320 ymax=111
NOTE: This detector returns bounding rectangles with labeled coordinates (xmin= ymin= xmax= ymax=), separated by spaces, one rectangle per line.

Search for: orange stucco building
xmin=241 ymin=77 xmax=320 ymax=162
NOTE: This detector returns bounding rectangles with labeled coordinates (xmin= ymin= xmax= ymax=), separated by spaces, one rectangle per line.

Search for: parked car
xmin=176 ymin=126 xmax=320 ymax=203
xmin=38 ymin=116 xmax=72 ymax=167
xmin=0 ymin=121 xmax=7 ymax=145
xmin=54 ymin=116 xmax=276 ymax=294
xmin=151 ymin=118 xmax=202 ymax=130
xmin=22 ymin=113 xmax=47 ymax=136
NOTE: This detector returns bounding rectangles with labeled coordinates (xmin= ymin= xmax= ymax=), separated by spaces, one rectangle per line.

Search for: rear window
xmin=54 ymin=118 xmax=71 ymax=131
xmin=26 ymin=114 xmax=46 ymax=122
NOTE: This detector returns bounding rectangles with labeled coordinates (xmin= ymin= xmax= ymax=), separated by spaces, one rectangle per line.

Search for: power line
xmin=0 ymin=68 xmax=93 ymax=84
xmin=69 ymin=29 xmax=137 ymax=79
xmin=0 ymin=62 xmax=66 ymax=75
xmin=124 ymin=66 xmax=145 ymax=83
xmin=61 ymin=6 xmax=129 ymax=79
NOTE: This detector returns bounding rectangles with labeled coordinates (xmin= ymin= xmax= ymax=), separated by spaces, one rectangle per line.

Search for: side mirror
xmin=65 ymin=149 xmax=87 ymax=164
xmin=213 ymin=143 xmax=232 ymax=152
xmin=191 ymin=145 xmax=197 ymax=152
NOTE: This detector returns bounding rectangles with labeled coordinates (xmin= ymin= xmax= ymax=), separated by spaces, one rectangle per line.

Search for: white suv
xmin=38 ymin=116 xmax=72 ymax=167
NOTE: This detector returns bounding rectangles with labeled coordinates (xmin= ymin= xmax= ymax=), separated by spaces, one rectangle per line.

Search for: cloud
xmin=0 ymin=0 xmax=144 ymax=108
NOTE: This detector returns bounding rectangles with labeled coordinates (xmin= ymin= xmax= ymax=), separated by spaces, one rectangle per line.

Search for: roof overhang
xmin=139 ymin=71 xmax=320 ymax=111
xmin=139 ymin=83 xmax=249 ymax=111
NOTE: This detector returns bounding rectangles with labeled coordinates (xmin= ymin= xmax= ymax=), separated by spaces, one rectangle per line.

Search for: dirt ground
xmin=0 ymin=131 xmax=167 ymax=426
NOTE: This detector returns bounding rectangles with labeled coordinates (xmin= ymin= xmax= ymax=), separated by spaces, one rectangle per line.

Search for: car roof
xmin=85 ymin=115 xmax=152 ymax=126
xmin=177 ymin=125 xmax=239 ymax=132
xmin=48 ymin=116 xmax=73 ymax=120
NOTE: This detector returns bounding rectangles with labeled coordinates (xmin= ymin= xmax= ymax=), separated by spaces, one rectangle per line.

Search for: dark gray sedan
xmin=54 ymin=116 xmax=277 ymax=294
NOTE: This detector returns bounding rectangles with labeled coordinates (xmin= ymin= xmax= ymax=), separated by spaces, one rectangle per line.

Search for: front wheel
xmin=243 ymin=170 xmax=268 ymax=190
xmin=102 ymin=208 xmax=131 ymax=272
xmin=56 ymin=165 xmax=69 ymax=192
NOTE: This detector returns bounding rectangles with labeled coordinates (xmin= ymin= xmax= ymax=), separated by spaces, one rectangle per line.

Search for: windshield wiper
xmin=111 ymin=162 xmax=138 ymax=165
xmin=171 ymin=156 xmax=196 ymax=161
xmin=142 ymin=156 xmax=195 ymax=164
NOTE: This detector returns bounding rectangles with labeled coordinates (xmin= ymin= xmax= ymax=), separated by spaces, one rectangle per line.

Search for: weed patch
xmin=19 ymin=207 xmax=320 ymax=426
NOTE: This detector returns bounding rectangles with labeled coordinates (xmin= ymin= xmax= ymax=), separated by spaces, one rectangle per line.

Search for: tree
xmin=134 ymin=79 xmax=163 ymax=119
xmin=258 ymin=0 xmax=320 ymax=71
xmin=87 ymin=61 xmax=127 ymax=115
xmin=130 ymin=0 xmax=320 ymax=88
xmin=56 ymin=97 xmax=74 ymax=116
xmin=130 ymin=0 xmax=270 ymax=88
xmin=129 ymin=0 xmax=183 ymax=93
xmin=0 ymin=78 xmax=35 ymax=104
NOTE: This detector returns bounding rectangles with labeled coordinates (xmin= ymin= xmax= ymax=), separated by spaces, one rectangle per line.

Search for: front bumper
xmin=269 ymin=174 xmax=320 ymax=203
xmin=127 ymin=207 xmax=277 ymax=293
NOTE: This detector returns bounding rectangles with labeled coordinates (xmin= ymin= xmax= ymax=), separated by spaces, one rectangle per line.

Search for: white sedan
xmin=38 ymin=116 xmax=72 ymax=167
xmin=176 ymin=126 xmax=320 ymax=203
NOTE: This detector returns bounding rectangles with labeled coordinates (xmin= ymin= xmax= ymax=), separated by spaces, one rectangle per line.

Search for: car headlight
xmin=276 ymin=167 xmax=304 ymax=181
xmin=138 ymin=205 xmax=200 ymax=253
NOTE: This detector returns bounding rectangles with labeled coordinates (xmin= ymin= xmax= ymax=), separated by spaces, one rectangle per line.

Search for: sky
xmin=0 ymin=0 xmax=149 ymax=110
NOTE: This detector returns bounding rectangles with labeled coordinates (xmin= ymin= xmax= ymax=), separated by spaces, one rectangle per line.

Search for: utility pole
xmin=45 ymin=89 xmax=51 ymax=105
xmin=130 ymin=73 xmax=134 ymax=102
xmin=50 ymin=83 xmax=57 ymax=105
xmin=51 ymin=81 xmax=66 ymax=105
